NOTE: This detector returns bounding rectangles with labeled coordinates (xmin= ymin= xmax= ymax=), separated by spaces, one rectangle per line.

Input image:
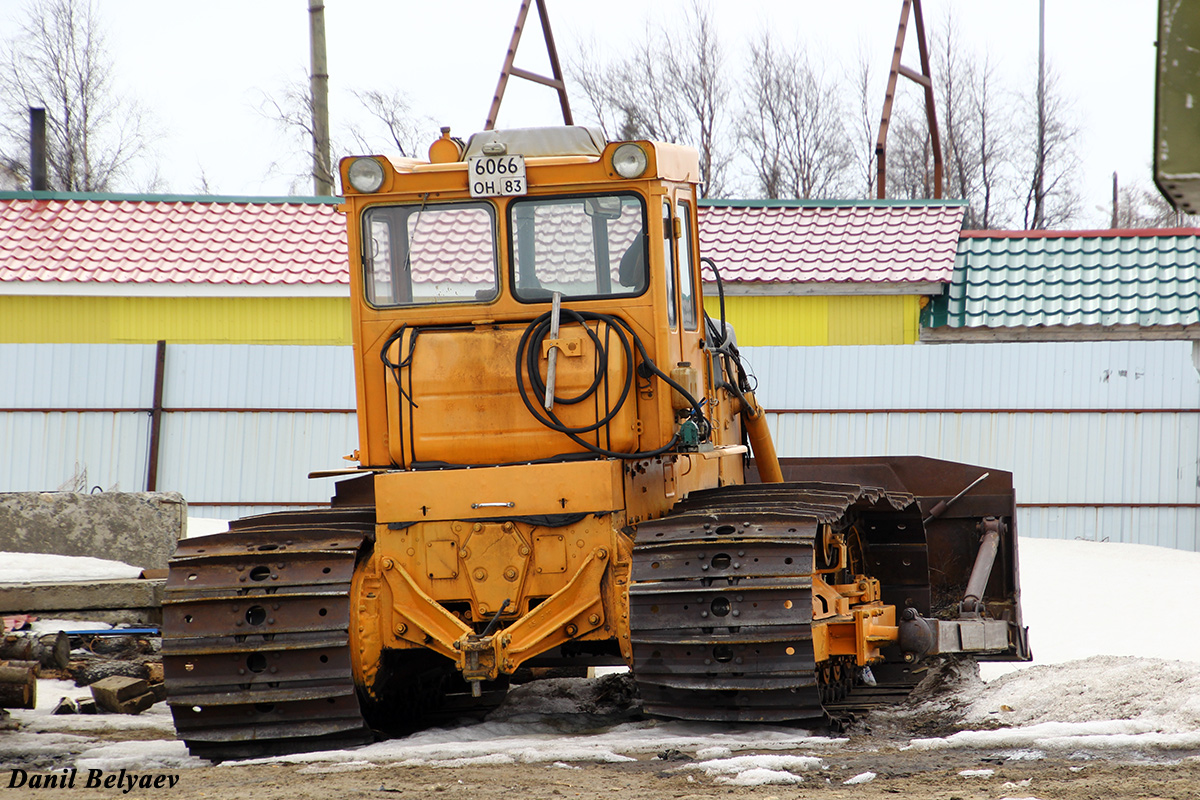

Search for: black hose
xmin=515 ymin=308 xmax=709 ymax=459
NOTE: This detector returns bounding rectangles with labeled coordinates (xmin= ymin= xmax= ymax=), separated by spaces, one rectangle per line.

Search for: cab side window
xmin=661 ymin=200 xmax=677 ymax=328
xmin=677 ymin=200 xmax=697 ymax=330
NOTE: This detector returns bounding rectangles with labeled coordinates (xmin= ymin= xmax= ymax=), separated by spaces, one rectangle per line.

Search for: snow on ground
xmin=8 ymin=534 xmax=1200 ymax=784
xmin=981 ymin=537 xmax=1200 ymax=680
xmin=0 ymin=552 xmax=141 ymax=582
xmin=185 ymin=517 xmax=229 ymax=538
xmin=223 ymin=719 xmax=843 ymax=772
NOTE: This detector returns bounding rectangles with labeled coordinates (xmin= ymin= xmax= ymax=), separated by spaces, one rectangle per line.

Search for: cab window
xmin=509 ymin=194 xmax=646 ymax=301
xmin=662 ymin=200 xmax=677 ymax=328
xmin=362 ymin=202 xmax=497 ymax=306
xmin=677 ymin=200 xmax=697 ymax=330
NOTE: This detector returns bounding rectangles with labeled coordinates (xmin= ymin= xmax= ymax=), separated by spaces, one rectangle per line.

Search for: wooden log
xmin=0 ymin=664 xmax=36 ymax=709
xmin=0 ymin=631 xmax=70 ymax=670
xmin=0 ymin=659 xmax=40 ymax=677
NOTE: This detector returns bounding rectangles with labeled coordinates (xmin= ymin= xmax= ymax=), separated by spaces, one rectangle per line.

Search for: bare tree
xmin=347 ymin=89 xmax=434 ymax=160
xmin=567 ymin=0 xmax=732 ymax=197
xmin=739 ymin=33 xmax=851 ymax=199
xmin=847 ymin=50 xmax=878 ymax=198
xmin=1021 ymin=66 xmax=1080 ymax=229
xmin=933 ymin=16 xmax=981 ymax=218
xmin=886 ymin=99 xmax=937 ymax=201
xmin=0 ymin=0 xmax=155 ymax=191
xmin=662 ymin=2 xmax=732 ymax=196
xmin=262 ymin=77 xmax=434 ymax=193
xmin=971 ymin=54 xmax=1010 ymax=228
xmin=1108 ymin=178 xmax=1199 ymax=228
xmin=260 ymin=76 xmax=335 ymax=195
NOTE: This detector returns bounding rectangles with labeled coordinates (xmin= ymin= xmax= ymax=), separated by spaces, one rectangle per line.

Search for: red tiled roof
xmin=0 ymin=196 xmax=348 ymax=286
xmin=1 ymin=196 xmax=963 ymax=289
xmin=698 ymin=203 xmax=965 ymax=284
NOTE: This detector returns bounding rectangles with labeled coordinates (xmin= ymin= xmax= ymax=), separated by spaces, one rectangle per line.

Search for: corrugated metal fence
xmin=0 ymin=343 xmax=357 ymax=519
xmin=2 ymin=341 xmax=1197 ymax=548
xmin=743 ymin=340 xmax=1200 ymax=549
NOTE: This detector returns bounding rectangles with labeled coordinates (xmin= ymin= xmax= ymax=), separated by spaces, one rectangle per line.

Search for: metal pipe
xmin=29 ymin=108 xmax=47 ymax=191
xmin=544 ymin=292 xmax=561 ymax=410
xmin=740 ymin=391 xmax=783 ymax=483
xmin=962 ymin=518 xmax=1003 ymax=613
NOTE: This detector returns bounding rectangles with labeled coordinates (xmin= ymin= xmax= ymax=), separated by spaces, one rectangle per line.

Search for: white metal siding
xmin=0 ymin=344 xmax=355 ymax=516
xmin=3 ymin=341 xmax=1198 ymax=548
xmin=744 ymin=342 xmax=1200 ymax=548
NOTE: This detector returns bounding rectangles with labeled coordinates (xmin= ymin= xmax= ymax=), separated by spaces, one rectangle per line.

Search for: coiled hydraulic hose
xmin=515 ymin=307 xmax=710 ymax=460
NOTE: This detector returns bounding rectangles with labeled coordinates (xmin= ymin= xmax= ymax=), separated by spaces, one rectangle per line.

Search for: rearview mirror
xmin=583 ymin=196 xmax=623 ymax=220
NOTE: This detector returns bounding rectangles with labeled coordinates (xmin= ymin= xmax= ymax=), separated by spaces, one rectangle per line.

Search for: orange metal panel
xmin=384 ymin=322 xmax=638 ymax=466
xmin=373 ymin=459 xmax=625 ymax=523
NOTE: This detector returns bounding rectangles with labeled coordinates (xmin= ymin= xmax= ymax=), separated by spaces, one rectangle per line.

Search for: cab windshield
xmin=362 ymin=201 xmax=497 ymax=306
xmin=509 ymin=194 xmax=646 ymax=302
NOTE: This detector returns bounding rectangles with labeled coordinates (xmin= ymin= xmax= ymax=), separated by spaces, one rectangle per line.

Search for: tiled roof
xmin=698 ymin=200 xmax=965 ymax=285
xmin=1 ymin=194 xmax=964 ymax=291
xmin=0 ymin=194 xmax=347 ymax=286
xmin=923 ymin=229 xmax=1200 ymax=331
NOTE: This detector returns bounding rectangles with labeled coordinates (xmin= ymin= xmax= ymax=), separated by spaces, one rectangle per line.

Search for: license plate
xmin=468 ymin=155 xmax=527 ymax=197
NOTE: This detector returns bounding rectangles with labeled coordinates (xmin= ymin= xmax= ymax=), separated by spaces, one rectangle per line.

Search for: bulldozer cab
xmin=339 ymin=126 xmax=730 ymax=477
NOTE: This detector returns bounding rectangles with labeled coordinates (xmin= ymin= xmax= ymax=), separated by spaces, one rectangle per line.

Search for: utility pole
xmin=1032 ymin=0 xmax=1046 ymax=228
xmin=1111 ymin=172 xmax=1119 ymax=228
xmin=309 ymin=0 xmax=332 ymax=196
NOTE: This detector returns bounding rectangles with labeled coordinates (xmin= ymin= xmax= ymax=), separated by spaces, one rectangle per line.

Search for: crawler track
xmin=628 ymin=482 xmax=919 ymax=722
xmin=162 ymin=509 xmax=375 ymax=760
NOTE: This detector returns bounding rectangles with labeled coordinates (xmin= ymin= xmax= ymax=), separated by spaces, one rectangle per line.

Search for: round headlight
xmin=347 ymin=157 xmax=385 ymax=193
xmin=612 ymin=143 xmax=648 ymax=179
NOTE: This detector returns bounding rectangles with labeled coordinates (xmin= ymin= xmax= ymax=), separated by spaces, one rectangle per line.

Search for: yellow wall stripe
xmin=2 ymin=294 xmax=915 ymax=347
xmin=702 ymin=295 xmax=919 ymax=346
xmin=0 ymin=296 xmax=352 ymax=344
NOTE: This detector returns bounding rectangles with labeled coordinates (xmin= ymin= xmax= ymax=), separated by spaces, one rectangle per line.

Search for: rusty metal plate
xmin=629 ymin=580 xmax=813 ymax=630
xmin=165 ymin=551 xmax=355 ymax=592
xmin=632 ymin=540 xmax=814 ymax=582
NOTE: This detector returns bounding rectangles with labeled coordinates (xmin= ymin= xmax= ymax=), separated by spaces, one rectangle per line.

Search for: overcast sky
xmin=0 ymin=1 xmax=1160 ymax=226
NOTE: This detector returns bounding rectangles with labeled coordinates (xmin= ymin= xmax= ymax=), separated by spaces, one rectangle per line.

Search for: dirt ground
xmin=4 ymin=744 xmax=1200 ymax=800
xmin=4 ymin=665 xmax=1199 ymax=799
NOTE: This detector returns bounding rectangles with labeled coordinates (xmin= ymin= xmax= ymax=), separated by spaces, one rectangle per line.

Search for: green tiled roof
xmin=923 ymin=230 xmax=1200 ymax=330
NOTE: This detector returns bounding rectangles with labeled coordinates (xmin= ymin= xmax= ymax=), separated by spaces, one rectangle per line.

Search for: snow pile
xmin=223 ymin=719 xmax=840 ymax=771
xmin=982 ymin=538 xmax=1200 ymax=679
xmin=714 ymin=768 xmax=805 ymax=786
xmin=674 ymin=754 xmax=823 ymax=786
xmin=186 ymin=517 xmax=229 ymax=538
xmin=843 ymin=771 xmax=876 ymax=784
xmin=907 ymin=656 xmax=1200 ymax=754
xmin=73 ymin=740 xmax=206 ymax=772
xmin=0 ymin=552 xmax=141 ymax=582
xmin=964 ymin=656 xmax=1200 ymax=730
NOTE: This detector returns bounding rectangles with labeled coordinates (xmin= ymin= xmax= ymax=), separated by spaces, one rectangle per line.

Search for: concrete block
xmin=89 ymin=675 xmax=149 ymax=712
xmin=0 ymin=492 xmax=186 ymax=570
xmin=0 ymin=579 xmax=164 ymax=620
